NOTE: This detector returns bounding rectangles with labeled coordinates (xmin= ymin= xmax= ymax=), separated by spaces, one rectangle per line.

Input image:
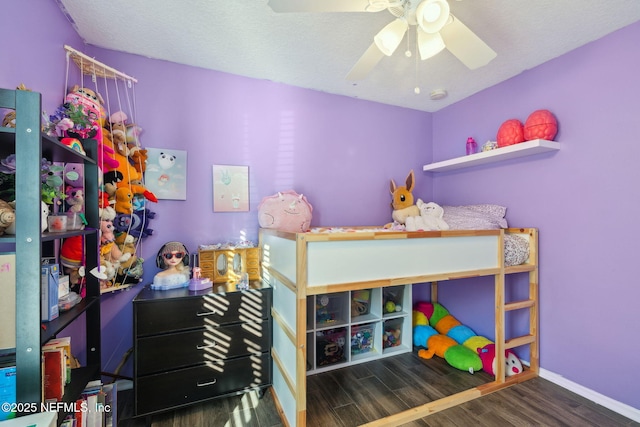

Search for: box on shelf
xmin=0 ymin=365 xmax=16 ymax=421
xmin=383 ymin=286 xmax=404 ymax=315
xmin=316 ymin=293 xmax=346 ymax=326
xmin=350 ymin=289 xmax=371 ymax=318
xmin=383 ymin=318 xmax=403 ymax=349
xmin=58 ymin=274 xmax=70 ymax=298
xmin=351 ymin=323 xmax=375 ymax=355
xmin=41 ymin=264 xmax=59 ymax=322
xmin=316 ymin=328 xmax=346 ymax=366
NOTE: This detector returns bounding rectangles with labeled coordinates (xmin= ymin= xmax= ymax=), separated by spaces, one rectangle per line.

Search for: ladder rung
xmin=504 ymin=299 xmax=535 ymax=311
xmin=505 ymin=334 xmax=536 ymax=349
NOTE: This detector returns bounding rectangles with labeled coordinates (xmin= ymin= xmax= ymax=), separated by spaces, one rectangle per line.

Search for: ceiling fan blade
xmin=268 ymin=0 xmax=377 ymax=13
xmin=345 ymin=42 xmax=385 ymax=80
xmin=439 ymin=14 xmax=497 ymax=69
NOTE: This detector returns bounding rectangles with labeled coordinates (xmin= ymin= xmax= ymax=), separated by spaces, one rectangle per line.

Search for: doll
xmin=153 ymin=241 xmax=191 ymax=289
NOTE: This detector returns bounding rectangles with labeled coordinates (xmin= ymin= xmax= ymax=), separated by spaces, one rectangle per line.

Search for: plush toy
xmin=5 ymin=201 xmax=49 ymax=235
xmin=114 ymin=208 xmax=155 ymax=238
xmin=114 ymin=187 xmax=134 ymax=215
xmin=63 ymin=163 xmax=84 ymax=188
xmin=389 ymin=170 xmax=420 ymax=225
xmin=65 ymin=187 xmax=84 ymax=213
xmin=414 ymin=324 xmax=483 ymax=374
xmin=0 ymin=199 xmax=16 ymax=235
xmin=258 ymin=190 xmax=313 ymax=233
xmin=129 ymin=147 xmax=148 ymax=174
xmin=477 ymin=343 xmax=523 ymax=377
xmin=60 ymin=137 xmax=86 ymax=156
xmin=2 ymin=111 xmax=16 ymax=128
xmin=60 ymin=236 xmax=88 ymax=295
xmin=414 ymin=301 xmax=523 ymax=377
xmin=405 ymin=199 xmax=449 ymax=231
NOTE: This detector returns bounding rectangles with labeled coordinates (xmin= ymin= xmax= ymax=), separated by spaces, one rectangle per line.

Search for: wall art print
xmin=144 ymin=148 xmax=187 ymax=200
xmin=212 ymin=165 xmax=249 ymax=212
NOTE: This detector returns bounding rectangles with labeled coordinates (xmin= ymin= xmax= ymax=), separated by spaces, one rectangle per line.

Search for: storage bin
xmin=316 ymin=293 xmax=347 ymax=326
xmin=351 ymin=323 xmax=375 ymax=355
xmin=316 ymin=328 xmax=346 ymax=366
xmin=383 ymin=286 xmax=404 ymax=314
xmin=350 ymin=289 xmax=371 ymax=318
xmin=383 ymin=318 xmax=403 ymax=349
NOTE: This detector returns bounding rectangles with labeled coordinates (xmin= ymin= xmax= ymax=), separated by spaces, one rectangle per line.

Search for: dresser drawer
xmin=135 ymin=288 xmax=271 ymax=336
xmin=136 ymin=319 xmax=272 ymax=376
xmin=135 ymin=353 xmax=271 ymax=416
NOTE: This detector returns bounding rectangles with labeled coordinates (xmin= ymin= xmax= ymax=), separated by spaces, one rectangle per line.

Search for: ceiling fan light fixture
xmin=417 ymin=28 xmax=445 ymax=60
xmin=416 ymin=0 xmax=450 ymax=34
xmin=374 ymin=17 xmax=409 ymax=56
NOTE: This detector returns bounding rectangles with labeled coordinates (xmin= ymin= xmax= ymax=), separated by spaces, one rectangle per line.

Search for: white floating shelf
xmin=423 ymin=139 xmax=561 ymax=172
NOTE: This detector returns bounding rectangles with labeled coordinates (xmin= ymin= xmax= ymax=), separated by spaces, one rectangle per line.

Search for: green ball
xmin=385 ymin=301 xmax=396 ymax=313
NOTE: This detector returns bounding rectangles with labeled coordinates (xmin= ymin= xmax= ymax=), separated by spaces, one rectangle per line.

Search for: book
xmin=0 ymin=365 xmax=16 ymax=421
xmin=41 ymin=264 xmax=60 ymax=322
xmin=43 ymin=336 xmax=72 ymax=384
xmin=42 ymin=348 xmax=64 ymax=402
xmin=0 ymin=253 xmax=16 ymax=351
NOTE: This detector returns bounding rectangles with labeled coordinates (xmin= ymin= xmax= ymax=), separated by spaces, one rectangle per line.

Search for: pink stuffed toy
xmin=258 ymin=190 xmax=313 ymax=233
xmin=477 ymin=343 xmax=523 ymax=377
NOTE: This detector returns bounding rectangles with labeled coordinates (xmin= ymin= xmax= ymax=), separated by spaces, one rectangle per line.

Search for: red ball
xmin=497 ymin=119 xmax=525 ymax=147
xmin=524 ymin=109 xmax=558 ymax=141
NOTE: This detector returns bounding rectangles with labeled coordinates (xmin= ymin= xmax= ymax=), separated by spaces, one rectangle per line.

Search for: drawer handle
xmin=196 ymin=310 xmax=217 ymax=316
xmin=197 ymin=379 xmax=217 ymax=387
xmin=196 ymin=343 xmax=216 ymax=350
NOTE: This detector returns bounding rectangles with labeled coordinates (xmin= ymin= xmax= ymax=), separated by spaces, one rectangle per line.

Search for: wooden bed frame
xmin=259 ymin=227 xmax=539 ymax=427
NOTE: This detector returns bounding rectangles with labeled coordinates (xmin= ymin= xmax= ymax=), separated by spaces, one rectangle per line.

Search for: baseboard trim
xmin=539 ymin=368 xmax=640 ymax=422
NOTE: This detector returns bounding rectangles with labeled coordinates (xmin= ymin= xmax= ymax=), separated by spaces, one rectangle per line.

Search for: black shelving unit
xmin=0 ymin=88 xmax=101 ymax=417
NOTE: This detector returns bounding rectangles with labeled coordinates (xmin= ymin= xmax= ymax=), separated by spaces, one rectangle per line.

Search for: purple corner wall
xmin=4 ymin=0 xmax=640 ymax=416
xmin=428 ymin=22 xmax=640 ymax=411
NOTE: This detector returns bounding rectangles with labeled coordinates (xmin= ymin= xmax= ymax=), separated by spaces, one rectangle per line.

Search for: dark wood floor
xmin=117 ymin=351 xmax=639 ymax=427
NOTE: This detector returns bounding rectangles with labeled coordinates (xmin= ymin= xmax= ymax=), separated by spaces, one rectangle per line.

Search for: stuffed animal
xmin=114 ymin=187 xmax=134 ymax=215
xmin=258 ymin=190 xmax=313 ymax=233
xmin=414 ymin=301 xmax=523 ymax=377
xmin=389 ymin=170 xmax=420 ymax=225
xmin=478 ymin=343 xmax=523 ymax=377
xmin=0 ymin=199 xmax=16 ymax=235
xmin=65 ymin=187 xmax=84 ymax=213
xmin=405 ymin=200 xmax=449 ymax=231
xmin=114 ymin=208 xmax=155 ymax=238
xmin=414 ymin=324 xmax=483 ymax=374
xmin=5 ymin=201 xmax=49 ymax=235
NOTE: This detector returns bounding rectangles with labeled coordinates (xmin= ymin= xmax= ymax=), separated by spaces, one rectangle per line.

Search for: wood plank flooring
xmin=117 ymin=351 xmax=639 ymax=427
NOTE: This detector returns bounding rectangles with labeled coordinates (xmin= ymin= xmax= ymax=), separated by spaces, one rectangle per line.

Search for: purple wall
xmin=5 ymin=0 xmax=432 ymax=380
xmin=5 ymin=0 xmax=639 ymax=413
xmin=428 ymin=22 xmax=640 ymax=410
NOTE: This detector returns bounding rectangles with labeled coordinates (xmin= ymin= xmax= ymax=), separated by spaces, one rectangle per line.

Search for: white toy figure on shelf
xmin=405 ymin=199 xmax=449 ymax=232
xmin=152 ymin=241 xmax=191 ymax=290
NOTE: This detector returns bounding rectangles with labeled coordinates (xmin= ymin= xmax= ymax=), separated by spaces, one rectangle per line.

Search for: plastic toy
xmin=497 ymin=119 xmax=525 ymax=147
xmin=524 ymin=109 xmax=558 ymax=141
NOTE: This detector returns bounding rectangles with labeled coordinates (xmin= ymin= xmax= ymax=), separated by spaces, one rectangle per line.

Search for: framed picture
xmin=143 ymin=148 xmax=187 ymax=200
xmin=212 ymin=165 xmax=249 ymax=212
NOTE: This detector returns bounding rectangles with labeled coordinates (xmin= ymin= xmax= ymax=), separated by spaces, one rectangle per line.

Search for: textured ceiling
xmin=56 ymin=0 xmax=640 ymax=112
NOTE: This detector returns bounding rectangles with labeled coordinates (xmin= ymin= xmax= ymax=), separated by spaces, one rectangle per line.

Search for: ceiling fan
xmin=267 ymin=0 xmax=497 ymax=80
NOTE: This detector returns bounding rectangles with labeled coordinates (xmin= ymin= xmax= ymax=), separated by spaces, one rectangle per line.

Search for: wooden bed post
xmin=494 ymin=230 xmax=506 ymax=383
xmin=296 ymin=233 xmax=308 ymax=427
xmin=431 ymin=281 xmax=438 ymax=303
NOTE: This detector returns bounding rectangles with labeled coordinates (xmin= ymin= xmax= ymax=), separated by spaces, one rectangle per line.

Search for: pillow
xmin=442 ymin=204 xmax=508 ymax=230
xmin=504 ymin=234 xmax=529 ymax=266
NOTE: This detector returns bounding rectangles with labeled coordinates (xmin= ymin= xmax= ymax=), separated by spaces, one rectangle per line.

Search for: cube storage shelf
xmin=305 ymin=285 xmax=412 ymax=374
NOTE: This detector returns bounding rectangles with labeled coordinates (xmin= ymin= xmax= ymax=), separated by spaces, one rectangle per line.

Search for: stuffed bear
xmin=405 ymin=199 xmax=449 ymax=231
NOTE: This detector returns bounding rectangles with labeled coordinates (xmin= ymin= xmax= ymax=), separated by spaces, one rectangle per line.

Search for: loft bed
xmin=259 ymin=226 xmax=539 ymax=427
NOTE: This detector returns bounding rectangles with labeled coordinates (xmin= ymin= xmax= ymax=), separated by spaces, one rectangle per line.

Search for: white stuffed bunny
xmin=405 ymin=199 xmax=449 ymax=231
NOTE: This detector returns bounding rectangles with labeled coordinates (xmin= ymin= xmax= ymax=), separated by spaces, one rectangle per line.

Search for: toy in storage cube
xmin=383 ymin=318 xmax=403 ymax=349
xmin=383 ymin=286 xmax=404 ymax=315
xmin=351 ymin=323 xmax=375 ymax=355
xmin=316 ymin=328 xmax=346 ymax=366
xmin=350 ymin=289 xmax=371 ymax=318
xmin=316 ymin=293 xmax=347 ymax=326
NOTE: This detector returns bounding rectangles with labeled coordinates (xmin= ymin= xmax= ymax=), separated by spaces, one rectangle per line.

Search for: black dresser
xmin=132 ymin=281 xmax=272 ymax=417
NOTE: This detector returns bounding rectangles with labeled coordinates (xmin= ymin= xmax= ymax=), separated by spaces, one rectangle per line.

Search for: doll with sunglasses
xmin=153 ymin=241 xmax=191 ymax=288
